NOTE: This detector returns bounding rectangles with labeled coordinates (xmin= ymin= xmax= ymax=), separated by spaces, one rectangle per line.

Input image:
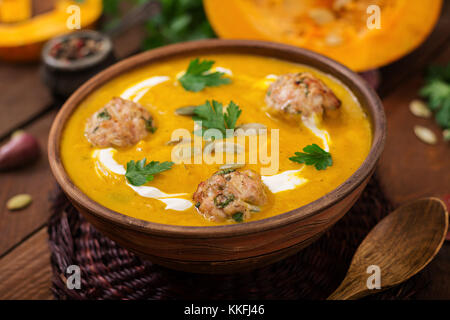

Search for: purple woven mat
xmin=47 ymin=176 xmax=429 ymax=300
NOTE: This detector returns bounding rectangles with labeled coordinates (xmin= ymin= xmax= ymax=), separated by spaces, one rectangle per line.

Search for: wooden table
xmin=0 ymin=5 xmax=449 ymax=300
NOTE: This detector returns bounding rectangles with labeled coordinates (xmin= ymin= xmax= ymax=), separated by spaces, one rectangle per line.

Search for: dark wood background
xmin=0 ymin=2 xmax=448 ymax=299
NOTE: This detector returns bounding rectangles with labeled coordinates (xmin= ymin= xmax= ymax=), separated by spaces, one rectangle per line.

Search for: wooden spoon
xmin=328 ymin=197 xmax=448 ymax=300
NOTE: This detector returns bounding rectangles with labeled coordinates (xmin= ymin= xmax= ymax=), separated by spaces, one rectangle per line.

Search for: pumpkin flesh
xmin=203 ymin=0 xmax=443 ymax=71
xmin=0 ymin=0 xmax=102 ymax=61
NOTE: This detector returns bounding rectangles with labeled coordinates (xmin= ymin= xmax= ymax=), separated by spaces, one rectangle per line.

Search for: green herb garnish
xmin=289 ymin=144 xmax=333 ymax=170
xmin=141 ymin=0 xmax=215 ymax=50
xmin=98 ymin=109 xmax=111 ymax=120
xmin=214 ymin=194 xmax=235 ymax=209
xmin=232 ymin=212 xmax=244 ymax=223
xmin=193 ymin=100 xmax=242 ymax=137
xmin=420 ymin=63 xmax=450 ymax=129
xmin=215 ymin=168 xmax=236 ymax=176
xmin=143 ymin=117 xmax=157 ymax=133
xmin=125 ymin=158 xmax=174 ymax=186
xmin=179 ymin=59 xmax=231 ymax=92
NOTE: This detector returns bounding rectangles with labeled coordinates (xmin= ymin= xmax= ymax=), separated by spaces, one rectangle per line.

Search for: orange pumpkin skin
xmin=203 ymin=0 xmax=443 ymax=71
xmin=0 ymin=0 xmax=102 ymax=62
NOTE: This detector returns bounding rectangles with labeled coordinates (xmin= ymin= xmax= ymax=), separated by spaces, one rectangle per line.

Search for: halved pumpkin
xmin=203 ymin=0 xmax=443 ymax=71
xmin=0 ymin=0 xmax=102 ymax=62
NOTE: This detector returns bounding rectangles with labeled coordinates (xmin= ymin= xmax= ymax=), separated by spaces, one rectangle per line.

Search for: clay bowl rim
xmin=48 ymin=39 xmax=386 ymax=239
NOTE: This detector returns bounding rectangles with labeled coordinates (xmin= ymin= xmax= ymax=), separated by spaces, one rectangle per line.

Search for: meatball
xmin=85 ymin=97 xmax=156 ymax=148
xmin=265 ymin=72 xmax=341 ymax=118
xmin=193 ymin=169 xmax=268 ymax=222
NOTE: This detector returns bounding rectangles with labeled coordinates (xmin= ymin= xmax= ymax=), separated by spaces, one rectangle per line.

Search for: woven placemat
xmin=47 ymin=176 xmax=429 ymax=300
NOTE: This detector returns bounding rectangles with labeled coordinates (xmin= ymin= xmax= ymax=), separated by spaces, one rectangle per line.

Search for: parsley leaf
xmin=289 ymin=144 xmax=333 ymax=170
xmin=224 ymin=102 xmax=242 ymax=130
xmin=214 ymin=194 xmax=235 ymax=209
xmin=125 ymin=158 xmax=174 ymax=186
xmin=419 ymin=63 xmax=450 ymax=129
xmin=143 ymin=117 xmax=157 ymax=133
xmin=232 ymin=212 xmax=244 ymax=223
xmin=141 ymin=0 xmax=215 ymax=50
xmin=98 ymin=109 xmax=111 ymax=120
xmin=193 ymin=100 xmax=242 ymax=136
xmin=179 ymin=58 xmax=231 ymax=92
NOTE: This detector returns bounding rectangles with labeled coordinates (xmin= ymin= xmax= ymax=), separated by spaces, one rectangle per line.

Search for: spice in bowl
xmin=41 ymin=30 xmax=115 ymax=98
xmin=48 ymin=36 xmax=105 ymax=63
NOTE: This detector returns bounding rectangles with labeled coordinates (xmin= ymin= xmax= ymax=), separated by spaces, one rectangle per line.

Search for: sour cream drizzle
xmin=120 ymin=76 xmax=170 ymax=102
xmin=262 ymin=168 xmax=308 ymax=194
xmin=302 ymin=115 xmax=331 ymax=152
xmin=93 ymin=148 xmax=192 ymax=211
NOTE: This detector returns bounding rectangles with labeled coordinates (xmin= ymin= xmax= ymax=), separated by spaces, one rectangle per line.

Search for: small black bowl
xmin=41 ymin=30 xmax=116 ymax=100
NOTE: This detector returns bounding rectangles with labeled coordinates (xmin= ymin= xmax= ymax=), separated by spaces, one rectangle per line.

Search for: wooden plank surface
xmin=416 ymin=244 xmax=450 ymax=300
xmin=0 ymin=110 xmax=56 ymax=257
xmin=0 ymin=63 xmax=52 ymax=140
xmin=0 ymin=227 xmax=53 ymax=300
xmin=377 ymin=46 xmax=450 ymax=206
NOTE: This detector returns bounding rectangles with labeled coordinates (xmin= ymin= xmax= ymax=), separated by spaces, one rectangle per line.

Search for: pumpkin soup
xmin=61 ymin=54 xmax=372 ymax=226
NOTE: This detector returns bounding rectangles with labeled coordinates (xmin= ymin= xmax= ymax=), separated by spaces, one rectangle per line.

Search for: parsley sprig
xmin=179 ymin=59 xmax=231 ymax=92
xmin=420 ymin=63 xmax=450 ymax=129
xmin=232 ymin=212 xmax=244 ymax=223
xmin=193 ymin=100 xmax=242 ymax=137
xmin=125 ymin=158 xmax=174 ymax=186
xmin=289 ymin=144 xmax=333 ymax=170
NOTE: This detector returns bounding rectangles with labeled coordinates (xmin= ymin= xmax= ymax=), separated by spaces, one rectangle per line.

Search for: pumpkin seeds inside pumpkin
xmin=7 ymin=194 xmax=32 ymax=211
xmin=308 ymin=8 xmax=335 ymax=25
xmin=333 ymin=0 xmax=351 ymax=10
xmin=414 ymin=125 xmax=437 ymax=145
xmin=175 ymin=105 xmax=197 ymax=116
xmin=325 ymin=33 xmax=343 ymax=46
xmin=409 ymin=100 xmax=432 ymax=118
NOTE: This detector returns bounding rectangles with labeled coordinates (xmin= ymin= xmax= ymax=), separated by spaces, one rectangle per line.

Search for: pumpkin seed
xmin=219 ymin=163 xmax=245 ymax=170
xmin=325 ymin=33 xmax=342 ymax=46
xmin=247 ymin=204 xmax=261 ymax=212
xmin=175 ymin=105 xmax=197 ymax=116
xmin=166 ymin=137 xmax=191 ymax=146
xmin=414 ymin=125 xmax=437 ymax=145
xmin=234 ymin=123 xmax=267 ymax=136
xmin=409 ymin=100 xmax=432 ymax=118
xmin=206 ymin=142 xmax=244 ymax=154
xmin=333 ymin=0 xmax=351 ymax=10
xmin=308 ymin=8 xmax=335 ymax=25
xmin=443 ymin=129 xmax=450 ymax=142
xmin=7 ymin=194 xmax=32 ymax=211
